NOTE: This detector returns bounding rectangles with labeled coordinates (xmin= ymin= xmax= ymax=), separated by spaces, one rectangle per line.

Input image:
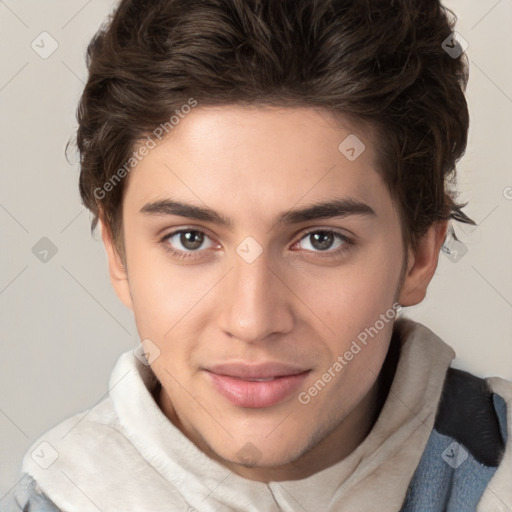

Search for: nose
xmin=217 ymin=248 xmax=294 ymax=344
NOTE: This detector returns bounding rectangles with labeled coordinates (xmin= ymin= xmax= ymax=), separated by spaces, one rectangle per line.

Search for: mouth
xmin=204 ymin=362 xmax=311 ymax=408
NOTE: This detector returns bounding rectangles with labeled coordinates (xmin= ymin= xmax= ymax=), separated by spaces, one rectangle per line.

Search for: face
xmin=102 ymin=106 xmax=446 ymax=481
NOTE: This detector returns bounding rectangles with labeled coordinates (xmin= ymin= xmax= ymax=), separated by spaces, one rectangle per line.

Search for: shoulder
xmin=402 ymin=367 xmax=511 ymax=511
xmin=435 ymin=367 xmax=507 ymax=467
xmin=19 ymin=395 xmax=124 ymax=506
xmin=12 ymin=475 xmax=62 ymax=512
xmin=22 ymin=395 xmax=120 ymax=470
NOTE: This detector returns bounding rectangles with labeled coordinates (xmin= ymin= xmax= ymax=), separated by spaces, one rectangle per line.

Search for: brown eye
xmin=310 ymin=231 xmax=335 ymax=251
xmin=164 ymin=229 xmax=214 ymax=253
xmin=179 ymin=231 xmax=204 ymax=250
xmin=298 ymin=230 xmax=347 ymax=253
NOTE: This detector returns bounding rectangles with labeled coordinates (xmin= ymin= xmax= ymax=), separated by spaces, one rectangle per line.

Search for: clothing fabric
xmin=9 ymin=319 xmax=512 ymax=511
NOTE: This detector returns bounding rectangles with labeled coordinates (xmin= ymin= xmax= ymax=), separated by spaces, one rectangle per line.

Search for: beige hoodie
xmin=16 ymin=319 xmax=512 ymax=512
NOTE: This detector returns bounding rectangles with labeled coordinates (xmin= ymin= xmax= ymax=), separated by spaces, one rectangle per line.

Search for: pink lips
xmin=205 ymin=362 xmax=311 ymax=408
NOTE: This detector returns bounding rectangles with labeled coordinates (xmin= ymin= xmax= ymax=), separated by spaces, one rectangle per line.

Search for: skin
xmin=100 ymin=106 xmax=448 ymax=482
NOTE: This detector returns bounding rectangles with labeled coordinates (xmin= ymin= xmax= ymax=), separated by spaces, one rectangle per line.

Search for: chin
xmin=219 ymin=435 xmax=308 ymax=468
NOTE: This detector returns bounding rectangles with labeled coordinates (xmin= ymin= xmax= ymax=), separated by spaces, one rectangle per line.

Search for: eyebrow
xmin=140 ymin=197 xmax=376 ymax=230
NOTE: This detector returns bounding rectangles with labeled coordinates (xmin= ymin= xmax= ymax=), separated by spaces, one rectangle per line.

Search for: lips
xmin=206 ymin=362 xmax=309 ymax=379
xmin=204 ymin=362 xmax=311 ymax=408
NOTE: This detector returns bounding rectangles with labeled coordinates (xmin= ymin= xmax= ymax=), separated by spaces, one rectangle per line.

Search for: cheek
xmin=126 ymin=246 xmax=219 ymax=351
xmin=299 ymin=311 xmax=394 ymax=422
xmin=294 ymin=245 xmax=402 ymax=334
xmin=124 ymin=242 xmax=183 ymax=336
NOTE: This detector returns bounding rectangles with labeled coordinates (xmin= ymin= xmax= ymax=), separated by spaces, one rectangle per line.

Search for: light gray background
xmin=0 ymin=0 xmax=511 ymax=502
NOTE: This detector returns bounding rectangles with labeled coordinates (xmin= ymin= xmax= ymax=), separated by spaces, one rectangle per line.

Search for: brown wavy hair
xmin=71 ymin=0 xmax=475 ymax=258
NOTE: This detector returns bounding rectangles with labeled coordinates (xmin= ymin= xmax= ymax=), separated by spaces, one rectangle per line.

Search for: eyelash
xmin=159 ymin=228 xmax=354 ymax=261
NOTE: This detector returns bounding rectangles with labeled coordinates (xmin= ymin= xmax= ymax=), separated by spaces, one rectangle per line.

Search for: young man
xmin=13 ymin=0 xmax=511 ymax=510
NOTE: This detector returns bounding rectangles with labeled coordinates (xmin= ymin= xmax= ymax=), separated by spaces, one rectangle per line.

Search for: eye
xmin=162 ymin=229 xmax=216 ymax=257
xmin=296 ymin=230 xmax=351 ymax=254
xmin=160 ymin=227 xmax=353 ymax=262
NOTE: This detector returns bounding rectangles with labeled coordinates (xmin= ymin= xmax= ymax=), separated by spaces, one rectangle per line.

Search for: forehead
xmin=124 ymin=106 xmax=394 ymax=224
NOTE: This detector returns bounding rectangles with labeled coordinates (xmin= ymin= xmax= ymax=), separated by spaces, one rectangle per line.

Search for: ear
xmin=99 ymin=219 xmax=133 ymax=310
xmin=398 ymin=220 xmax=449 ymax=307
